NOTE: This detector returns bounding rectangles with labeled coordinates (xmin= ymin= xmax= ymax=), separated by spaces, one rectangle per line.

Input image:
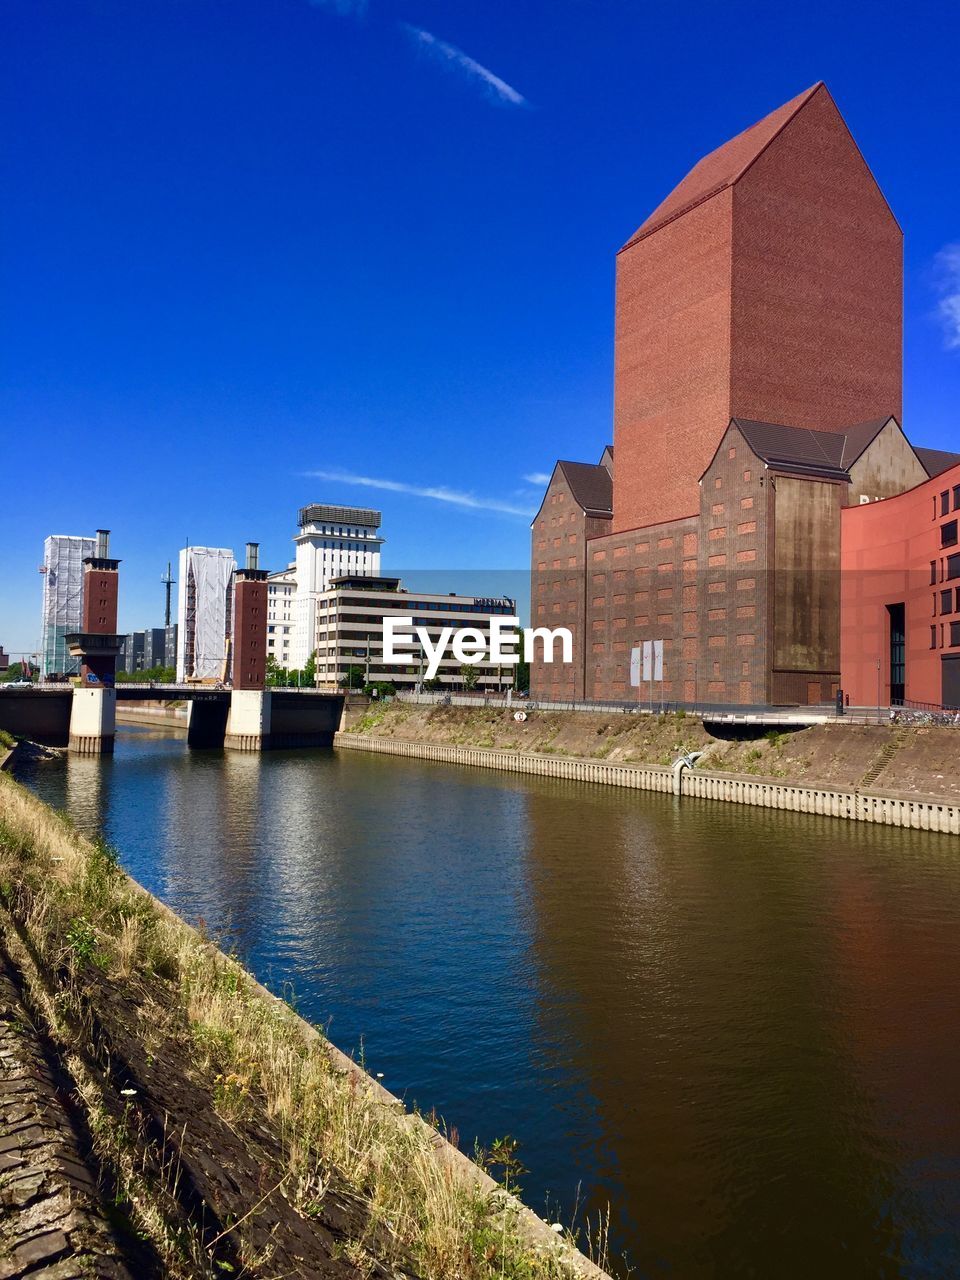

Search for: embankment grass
xmin=0 ymin=772 xmax=610 ymax=1280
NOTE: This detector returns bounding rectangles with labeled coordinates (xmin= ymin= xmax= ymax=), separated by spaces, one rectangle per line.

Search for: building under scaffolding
xmin=40 ymin=534 xmax=96 ymax=676
xmin=175 ymin=546 xmax=236 ymax=682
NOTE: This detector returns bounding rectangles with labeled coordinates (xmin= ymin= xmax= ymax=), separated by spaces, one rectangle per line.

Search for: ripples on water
xmin=16 ymin=728 xmax=960 ymax=1278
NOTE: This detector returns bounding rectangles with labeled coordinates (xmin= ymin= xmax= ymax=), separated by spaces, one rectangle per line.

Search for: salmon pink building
xmin=841 ymin=465 xmax=960 ymax=710
xmin=532 ymin=83 xmax=957 ymax=706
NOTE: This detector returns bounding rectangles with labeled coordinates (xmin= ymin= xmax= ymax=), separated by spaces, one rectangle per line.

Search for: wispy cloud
xmin=401 ymin=25 xmax=528 ymax=107
xmin=523 ymin=472 xmax=552 ymax=486
xmin=936 ymin=243 xmax=960 ymax=350
xmin=303 ymin=468 xmax=535 ymax=517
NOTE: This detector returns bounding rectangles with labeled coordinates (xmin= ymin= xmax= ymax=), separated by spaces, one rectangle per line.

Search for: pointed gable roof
xmin=838 ymin=418 xmax=895 ymax=468
xmin=621 ymin=83 xmax=824 ymax=251
xmin=730 ymin=417 xmax=848 ymax=479
xmin=557 ymin=461 xmax=613 ymax=517
xmin=713 ymin=416 xmax=920 ymax=483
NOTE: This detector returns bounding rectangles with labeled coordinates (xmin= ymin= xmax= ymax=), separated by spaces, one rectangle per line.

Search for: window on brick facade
xmin=942 ymin=520 xmax=958 ymax=548
xmin=931 ymin=624 xmax=937 ymax=649
xmin=942 ymin=491 xmax=951 ymax=517
xmin=949 ymin=554 xmax=960 ymax=581
xmin=942 ymin=590 xmax=954 ymax=615
xmin=952 ymin=621 xmax=960 ymax=647
xmin=931 ymin=560 xmax=938 ymax=585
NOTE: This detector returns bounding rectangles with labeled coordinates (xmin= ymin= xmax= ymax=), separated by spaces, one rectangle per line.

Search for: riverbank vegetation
xmin=345 ymin=703 xmax=960 ymax=801
xmin=0 ymin=773 xmax=610 ymax=1279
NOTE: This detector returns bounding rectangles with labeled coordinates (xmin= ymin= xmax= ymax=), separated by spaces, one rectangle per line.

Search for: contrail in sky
xmin=303 ymin=468 xmax=535 ymax=517
xmin=401 ymin=24 xmax=529 ymax=107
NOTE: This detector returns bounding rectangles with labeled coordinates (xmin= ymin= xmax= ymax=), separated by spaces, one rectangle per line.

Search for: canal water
xmin=15 ymin=727 xmax=960 ymax=1278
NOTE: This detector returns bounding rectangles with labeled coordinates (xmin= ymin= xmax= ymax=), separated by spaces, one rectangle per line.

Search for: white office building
xmin=289 ymin=505 xmax=383 ymax=668
xmin=40 ymin=534 xmax=96 ymax=676
xmin=175 ymin=546 xmax=236 ymax=682
xmin=266 ymin=564 xmax=296 ymax=670
xmin=314 ymin=576 xmax=516 ymax=690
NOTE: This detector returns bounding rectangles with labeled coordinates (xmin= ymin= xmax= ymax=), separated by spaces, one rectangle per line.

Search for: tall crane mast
xmin=161 ymin=561 xmax=176 ymax=628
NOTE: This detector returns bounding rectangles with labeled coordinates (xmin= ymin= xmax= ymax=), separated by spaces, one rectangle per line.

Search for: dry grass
xmin=0 ymin=772 xmax=611 ymax=1280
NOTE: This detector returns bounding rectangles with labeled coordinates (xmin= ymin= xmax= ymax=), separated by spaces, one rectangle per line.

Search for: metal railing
xmin=394 ymin=690 xmax=839 ymax=722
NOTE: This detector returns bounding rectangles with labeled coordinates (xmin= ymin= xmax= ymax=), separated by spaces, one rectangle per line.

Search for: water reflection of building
xmin=517 ymin=788 xmax=955 ymax=1275
xmin=63 ymin=750 xmax=109 ymax=836
xmin=159 ymin=748 xmax=266 ymax=945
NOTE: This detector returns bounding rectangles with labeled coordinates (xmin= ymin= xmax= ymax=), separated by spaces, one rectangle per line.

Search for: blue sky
xmin=2 ymin=0 xmax=959 ymax=656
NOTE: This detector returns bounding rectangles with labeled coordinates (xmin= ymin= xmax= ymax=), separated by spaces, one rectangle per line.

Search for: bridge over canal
xmin=0 ymin=686 xmax=344 ymax=753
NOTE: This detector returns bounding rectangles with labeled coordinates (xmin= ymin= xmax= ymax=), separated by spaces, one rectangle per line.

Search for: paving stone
xmin=3 ymin=1102 xmax=35 ymax=1126
xmin=12 ymin=1228 xmax=70 ymax=1270
xmin=1 ymin=1169 xmax=48 ymax=1208
xmin=21 ymin=1262 xmax=87 ymax=1280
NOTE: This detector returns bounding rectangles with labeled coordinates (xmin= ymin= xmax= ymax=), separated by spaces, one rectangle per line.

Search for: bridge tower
xmin=65 ymin=529 xmax=123 ymax=754
xmin=224 ymin=542 xmax=272 ymax=750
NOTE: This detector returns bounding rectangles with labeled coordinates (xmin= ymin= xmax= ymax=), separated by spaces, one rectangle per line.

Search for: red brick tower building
xmin=68 ymin=529 xmax=124 ymax=686
xmin=232 ymin=543 xmax=268 ymax=690
xmin=531 ymin=85 xmax=949 ymax=707
xmin=613 ymin=83 xmax=902 ymax=534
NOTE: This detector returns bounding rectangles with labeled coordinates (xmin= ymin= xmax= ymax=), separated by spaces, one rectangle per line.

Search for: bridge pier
xmin=69 ymin=687 xmax=116 ymax=756
xmin=224 ymin=690 xmax=272 ymax=752
xmin=186 ymin=698 xmax=230 ymax=749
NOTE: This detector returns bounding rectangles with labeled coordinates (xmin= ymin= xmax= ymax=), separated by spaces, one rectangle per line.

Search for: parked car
xmin=2 ymin=679 xmax=33 ymax=689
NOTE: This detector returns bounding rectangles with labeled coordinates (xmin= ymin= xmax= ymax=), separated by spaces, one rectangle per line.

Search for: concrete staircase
xmin=860 ymin=730 xmax=905 ymax=789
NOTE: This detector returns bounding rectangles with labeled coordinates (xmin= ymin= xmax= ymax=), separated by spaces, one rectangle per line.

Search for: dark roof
xmin=839 ymin=419 xmax=892 ymax=467
xmin=726 ymin=416 xmax=913 ymax=482
xmin=557 ymin=460 xmax=613 ymax=517
xmin=622 ymin=84 xmax=823 ymax=250
xmin=731 ymin=418 xmax=849 ymax=479
xmin=915 ymin=447 xmax=960 ymax=479
xmin=329 ymin=575 xmax=400 ymax=591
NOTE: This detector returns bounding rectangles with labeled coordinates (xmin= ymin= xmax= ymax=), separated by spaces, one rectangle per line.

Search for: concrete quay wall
xmin=335 ymin=734 xmax=960 ymax=835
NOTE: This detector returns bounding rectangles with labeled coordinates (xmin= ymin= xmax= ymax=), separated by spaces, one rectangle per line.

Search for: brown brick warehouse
xmin=531 ymin=83 xmax=960 ymax=706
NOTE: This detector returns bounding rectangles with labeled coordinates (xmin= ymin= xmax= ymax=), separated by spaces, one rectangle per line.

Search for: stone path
xmin=0 ymin=949 xmax=133 ymax=1279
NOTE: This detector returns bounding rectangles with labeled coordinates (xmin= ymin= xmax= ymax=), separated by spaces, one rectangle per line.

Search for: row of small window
xmin=929 ymin=553 xmax=960 ymax=584
xmin=937 ymin=487 xmax=960 ymax=519
xmin=931 ymin=622 xmax=960 ymax=648
xmin=935 ymin=589 xmax=960 ymax=615
xmin=315 ymin=526 xmax=374 ymax=537
xmin=317 ymin=600 xmax=515 ymax=615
